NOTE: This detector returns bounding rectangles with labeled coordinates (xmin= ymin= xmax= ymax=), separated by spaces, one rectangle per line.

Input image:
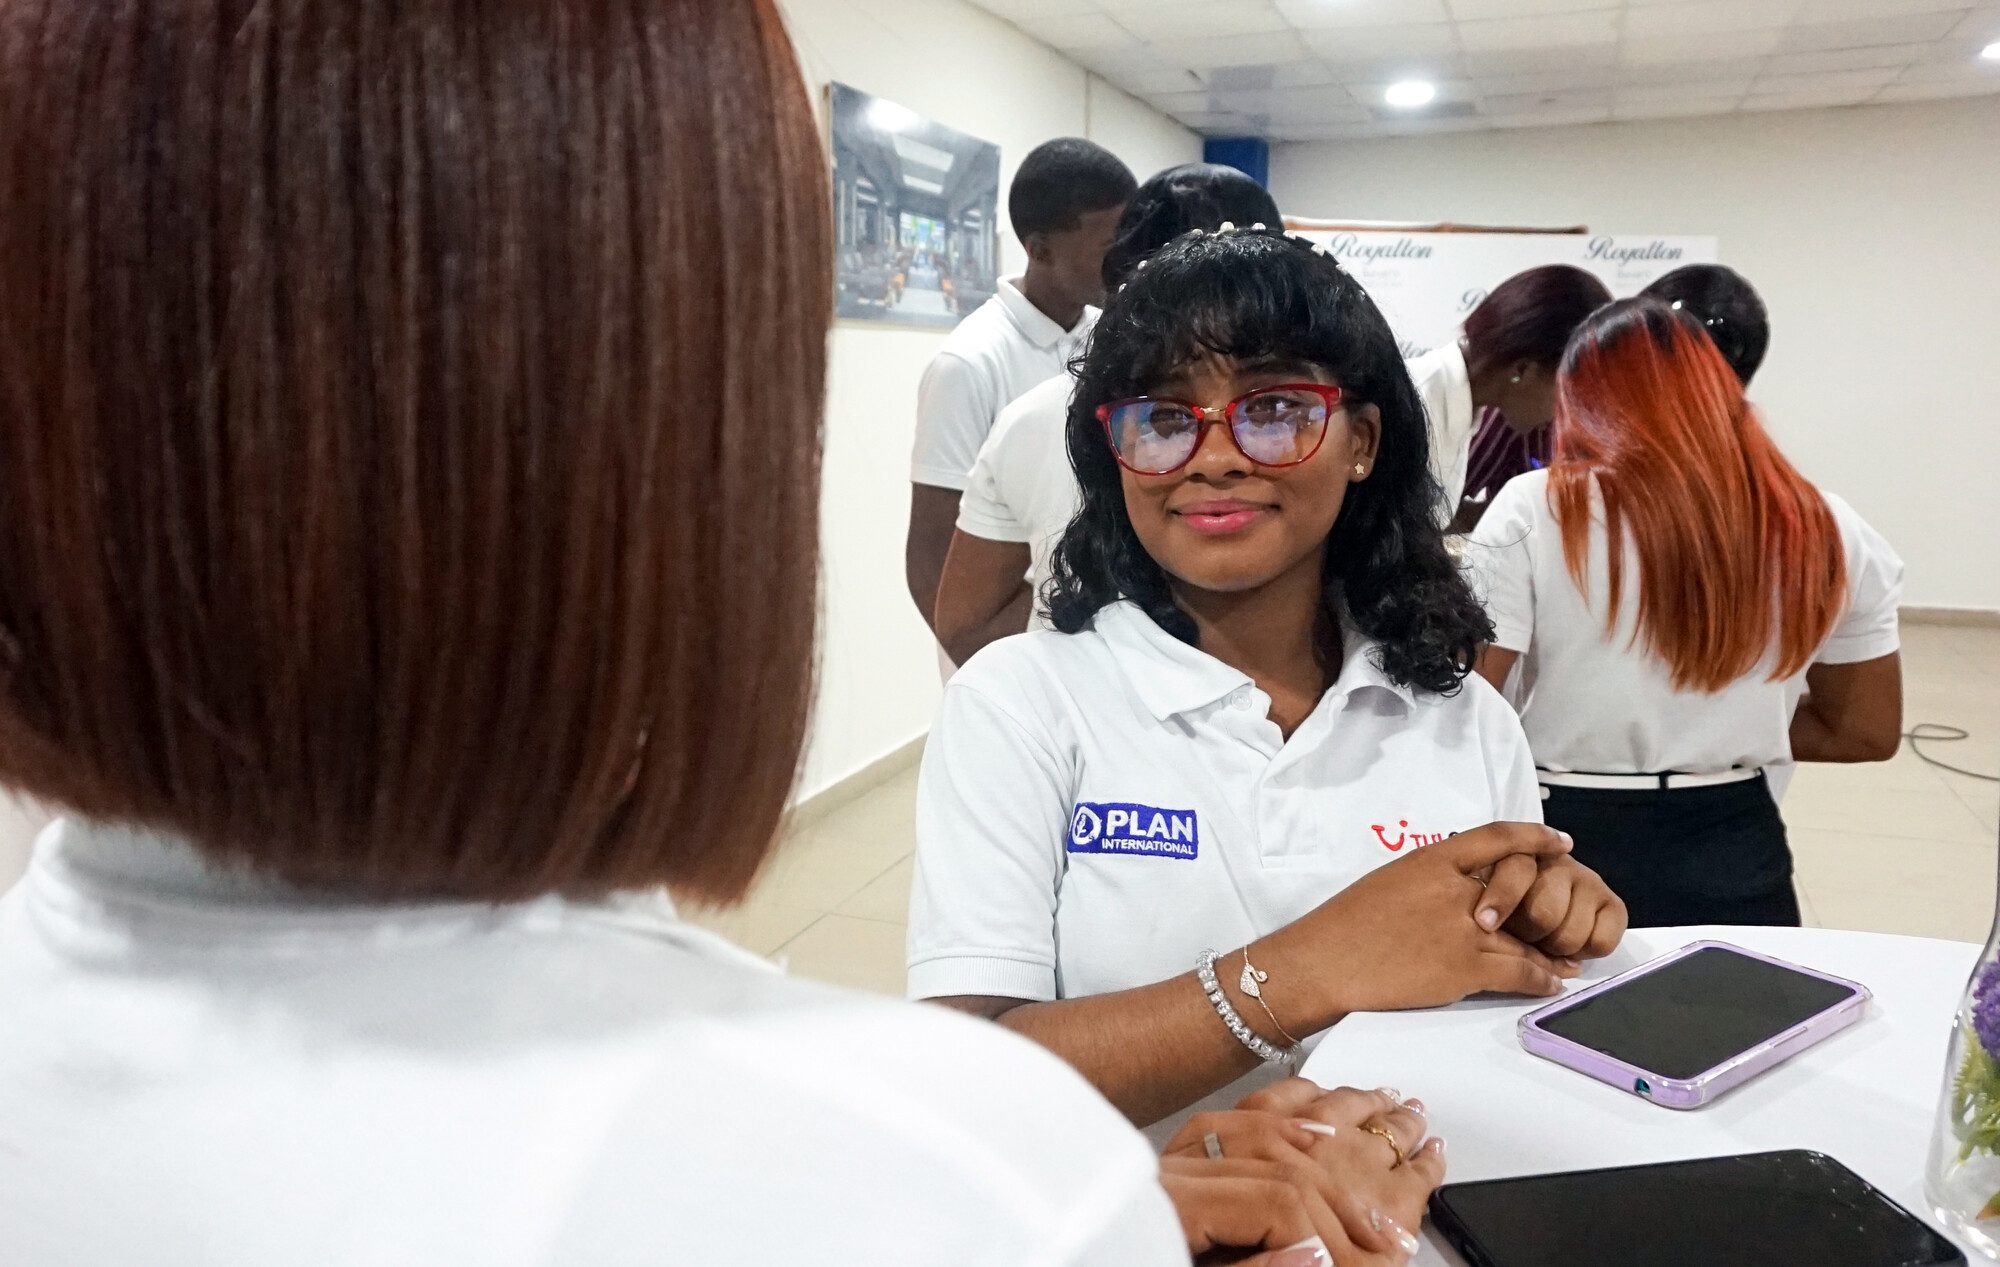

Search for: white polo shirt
xmin=1465 ymin=469 xmax=1904 ymax=776
xmin=957 ymin=372 xmax=1076 ymax=627
xmin=908 ymin=601 xmax=1541 ymax=1130
xmin=0 ymin=818 xmax=1182 ymax=1267
xmin=911 ymin=279 xmax=1096 ymax=492
xmin=1407 ymin=342 xmax=1478 ymax=514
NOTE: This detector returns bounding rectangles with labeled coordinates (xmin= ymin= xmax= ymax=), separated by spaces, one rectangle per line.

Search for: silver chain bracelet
xmin=1198 ymin=948 xmax=1302 ymax=1072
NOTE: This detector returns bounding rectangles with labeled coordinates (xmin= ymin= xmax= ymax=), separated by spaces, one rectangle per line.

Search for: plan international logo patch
xmin=1067 ymin=802 xmax=1199 ymax=860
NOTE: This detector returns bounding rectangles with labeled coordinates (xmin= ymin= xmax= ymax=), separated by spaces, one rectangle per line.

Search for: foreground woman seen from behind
xmin=0 ymin=3 xmax=1427 ymax=1263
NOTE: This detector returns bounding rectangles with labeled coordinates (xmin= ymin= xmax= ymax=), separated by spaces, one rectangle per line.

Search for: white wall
xmin=1271 ymin=95 xmax=2000 ymax=614
xmin=779 ymin=0 xmax=1201 ymax=798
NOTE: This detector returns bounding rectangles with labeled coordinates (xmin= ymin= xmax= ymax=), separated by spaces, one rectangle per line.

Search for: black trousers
xmin=1540 ymin=774 xmax=1801 ymax=930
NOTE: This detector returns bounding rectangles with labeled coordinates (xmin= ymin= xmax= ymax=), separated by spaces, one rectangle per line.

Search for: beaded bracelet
xmin=1197 ymin=948 xmax=1303 ymax=1072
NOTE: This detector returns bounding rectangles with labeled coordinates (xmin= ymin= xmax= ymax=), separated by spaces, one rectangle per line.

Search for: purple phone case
xmin=1517 ymin=940 xmax=1872 ymax=1109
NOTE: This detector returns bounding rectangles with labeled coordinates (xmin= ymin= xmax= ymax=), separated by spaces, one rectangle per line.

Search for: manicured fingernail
xmin=1295 ymin=1119 xmax=1340 ymax=1140
xmin=1271 ymin=1246 xmax=1328 ymax=1267
xmin=1383 ymin=1216 xmax=1421 ymax=1255
xmin=1477 ymin=907 xmax=1500 ymax=930
xmin=1431 ymin=1136 xmax=1448 ymax=1158
xmin=1402 ymin=1097 xmax=1426 ymax=1116
xmin=1376 ymin=1086 xmax=1403 ymax=1102
xmin=1369 ymin=1208 xmax=1385 ymax=1233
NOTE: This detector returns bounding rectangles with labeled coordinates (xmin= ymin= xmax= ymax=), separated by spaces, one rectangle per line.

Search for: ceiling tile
xmin=1075 ymin=47 xmax=1209 ymax=93
xmin=1764 ymin=43 xmax=1933 ymax=74
xmin=1445 ymin=0 xmax=1615 ymax=17
xmin=1261 ymin=86 xmax=1379 ymax=122
xmin=1148 ymin=30 xmax=1315 ymax=67
xmin=1892 ymin=51 xmax=2000 ymax=80
xmin=1479 ymin=86 xmax=1616 ymax=114
xmin=1456 ymin=44 xmax=1621 ymax=75
xmin=1777 ymin=9 xmax=1971 ymax=51
xmin=1487 ymin=106 xmax=1613 ymax=128
xmin=1105 ymin=1 xmax=1289 ymax=40
xmin=1751 ymin=65 xmax=1903 ymax=93
xmin=1206 ymin=60 xmax=1342 ymax=90
xmin=1457 ymin=8 xmax=1622 ymax=50
xmin=1614 ymin=78 xmax=1756 ymax=103
xmin=1273 ymin=0 xmax=1452 ymax=27
xmin=1800 ymin=0 xmax=1980 ymax=18
xmin=1614 ymin=55 xmax=1772 ymax=84
xmin=1874 ymin=77 xmax=2000 ymax=99
xmin=970 ymin=0 xmax=1102 ymax=19
xmin=1017 ymin=12 xmax=1142 ymax=51
xmin=1299 ymin=23 xmax=1458 ymax=62
xmin=1469 ymin=67 xmax=1619 ymax=95
xmin=1738 ymin=90 xmax=1875 ymax=110
xmin=1612 ymin=98 xmax=1744 ymax=121
xmin=1624 ymin=0 xmax=1804 ymax=36
xmin=1621 ymin=30 xmax=1785 ymax=64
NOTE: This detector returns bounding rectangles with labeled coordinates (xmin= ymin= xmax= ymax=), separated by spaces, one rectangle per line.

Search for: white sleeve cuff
xmin=912 ymin=465 xmax=972 ymax=492
xmin=1815 ymin=628 xmax=1901 ymax=665
xmin=907 ymin=952 xmax=1057 ymax=1003
xmin=956 ymin=501 xmax=1034 ymax=542
xmin=1487 ymin=622 xmax=1532 ymax=653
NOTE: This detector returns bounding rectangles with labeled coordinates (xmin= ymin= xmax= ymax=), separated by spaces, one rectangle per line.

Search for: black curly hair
xmin=1044 ymin=228 xmax=1492 ymax=695
xmin=1640 ymin=264 xmax=1770 ymax=386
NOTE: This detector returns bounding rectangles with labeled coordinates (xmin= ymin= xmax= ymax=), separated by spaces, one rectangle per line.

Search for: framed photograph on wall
xmin=828 ymin=83 xmax=1000 ymax=329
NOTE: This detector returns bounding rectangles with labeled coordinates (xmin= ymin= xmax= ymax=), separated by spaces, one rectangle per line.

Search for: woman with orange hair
xmin=1466 ymin=297 xmax=1904 ymax=928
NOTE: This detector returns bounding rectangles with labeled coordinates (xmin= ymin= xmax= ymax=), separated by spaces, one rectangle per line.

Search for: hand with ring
xmin=1163 ymin=1078 xmax=1445 ymax=1263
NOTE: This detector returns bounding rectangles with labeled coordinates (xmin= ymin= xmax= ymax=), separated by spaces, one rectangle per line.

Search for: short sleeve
xmin=956 ymin=421 xmax=1031 ymax=543
xmin=907 ymin=677 xmax=1073 ymax=1002
xmin=911 ymin=353 xmax=996 ymax=491
xmin=1818 ymin=501 xmax=1904 ymax=664
xmin=1464 ymin=477 xmax=1540 ymax=653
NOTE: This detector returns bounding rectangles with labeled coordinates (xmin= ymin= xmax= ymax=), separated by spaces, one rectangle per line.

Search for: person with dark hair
xmin=935 ymin=163 xmax=1281 ymax=664
xmin=906 ymin=138 xmax=1137 ymax=659
xmin=1467 ymin=298 xmax=1902 ymax=929
xmin=1641 ymin=264 xmax=1771 ymax=386
xmin=1413 ymin=265 xmax=1611 ymax=530
xmin=908 ymin=227 xmax=1625 ymax=1138
xmin=0 ymin=6 xmax=1427 ymax=1264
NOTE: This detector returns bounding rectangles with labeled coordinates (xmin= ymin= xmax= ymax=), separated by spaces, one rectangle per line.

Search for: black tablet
xmin=1429 ymin=1150 xmax=1963 ymax=1267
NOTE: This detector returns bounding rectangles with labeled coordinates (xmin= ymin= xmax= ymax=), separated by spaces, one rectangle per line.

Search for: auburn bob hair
xmin=0 ymin=0 xmax=830 ymax=901
xmin=1550 ymin=298 xmax=1844 ymax=692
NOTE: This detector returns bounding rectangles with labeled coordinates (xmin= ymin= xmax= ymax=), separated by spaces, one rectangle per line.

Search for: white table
xmin=1298 ymin=926 xmax=1984 ymax=1264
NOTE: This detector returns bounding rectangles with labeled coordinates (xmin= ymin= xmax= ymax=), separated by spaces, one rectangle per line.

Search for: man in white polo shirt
xmin=905 ymin=138 xmax=1135 ymax=647
xmin=933 ymin=164 xmax=1281 ymax=664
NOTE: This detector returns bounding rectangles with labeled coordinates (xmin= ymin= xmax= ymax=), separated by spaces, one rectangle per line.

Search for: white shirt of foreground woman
xmin=907 ymin=600 xmax=1544 ymax=1138
xmin=0 ymin=819 xmax=1183 ymax=1267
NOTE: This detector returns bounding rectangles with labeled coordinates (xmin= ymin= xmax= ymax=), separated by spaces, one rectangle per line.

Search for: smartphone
xmin=1518 ymin=940 xmax=1870 ymax=1107
xmin=1429 ymin=1150 xmax=1964 ymax=1267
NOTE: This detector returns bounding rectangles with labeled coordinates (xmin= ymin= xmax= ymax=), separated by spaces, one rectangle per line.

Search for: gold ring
xmin=1364 ymin=1124 xmax=1405 ymax=1168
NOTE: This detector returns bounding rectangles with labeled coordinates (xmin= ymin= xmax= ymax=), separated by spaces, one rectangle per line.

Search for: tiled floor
xmin=689 ymin=620 xmax=2000 ymax=995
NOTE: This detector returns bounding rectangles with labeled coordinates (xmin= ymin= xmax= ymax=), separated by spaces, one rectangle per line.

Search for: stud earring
xmin=1352 ymin=462 xmax=1366 ymax=477
xmin=1510 ymin=374 xmax=1522 ymax=384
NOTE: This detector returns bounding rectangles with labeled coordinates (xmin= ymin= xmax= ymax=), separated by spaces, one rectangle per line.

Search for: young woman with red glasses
xmin=907 ymin=227 xmax=1627 ymax=1140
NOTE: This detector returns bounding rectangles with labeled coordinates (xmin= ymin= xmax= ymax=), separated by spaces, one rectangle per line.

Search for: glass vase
xmin=1927 ymin=843 xmax=2000 ymax=1261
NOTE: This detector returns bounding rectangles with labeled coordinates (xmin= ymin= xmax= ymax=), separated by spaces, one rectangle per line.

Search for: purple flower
xmin=1973 ymin=960 xmax=2000 ymax=1060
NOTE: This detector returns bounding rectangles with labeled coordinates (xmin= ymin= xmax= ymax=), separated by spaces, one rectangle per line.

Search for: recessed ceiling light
xmin=1982 ymin=40 xmax=2000 ymax=61
xmin=1384 ymin=80 xmax=1437 ymax=109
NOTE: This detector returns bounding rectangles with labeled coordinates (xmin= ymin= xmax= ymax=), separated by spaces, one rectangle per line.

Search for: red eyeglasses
xmin=1095 ymin=383 xmax=1343 ymax=476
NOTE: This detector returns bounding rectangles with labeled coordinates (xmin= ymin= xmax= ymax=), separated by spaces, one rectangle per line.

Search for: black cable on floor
xmin=1904 ymin=723 xmax=2000 ymax=783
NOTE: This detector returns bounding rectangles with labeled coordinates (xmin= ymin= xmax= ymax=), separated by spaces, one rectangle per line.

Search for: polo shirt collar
xmin=996 ymin=276 xmax=1091 ymax=351
xmin=1094 ymin=600 xmax=1415 ymax=722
